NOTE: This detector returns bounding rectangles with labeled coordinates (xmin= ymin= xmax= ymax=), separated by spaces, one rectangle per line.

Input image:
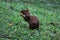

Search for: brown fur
xmin=20 ymin=9 xmax=39 ymax=30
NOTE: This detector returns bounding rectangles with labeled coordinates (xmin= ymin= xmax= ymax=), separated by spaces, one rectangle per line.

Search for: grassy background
xmin=0 ymin=0 xmax=60 ymax=40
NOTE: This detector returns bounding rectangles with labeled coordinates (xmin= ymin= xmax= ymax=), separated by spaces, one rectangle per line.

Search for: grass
xmin=0 ymin=0 xmax=60 ymax=40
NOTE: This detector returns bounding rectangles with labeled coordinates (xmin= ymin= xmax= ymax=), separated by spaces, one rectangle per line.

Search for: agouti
xmin=20 ymin=9 xmax=39 ymax=30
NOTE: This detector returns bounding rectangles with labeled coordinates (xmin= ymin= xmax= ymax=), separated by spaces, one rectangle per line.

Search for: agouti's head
xmin=20 ymin=9 xmax=30 ymax=17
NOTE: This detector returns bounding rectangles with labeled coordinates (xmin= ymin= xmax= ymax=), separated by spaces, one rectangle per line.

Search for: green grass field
xmin=0 ymin=0 xmax=60 ymax=40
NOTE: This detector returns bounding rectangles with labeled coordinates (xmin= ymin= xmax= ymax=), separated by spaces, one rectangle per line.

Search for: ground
xmin=0 ymin=0 xmax=60 ymax=40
